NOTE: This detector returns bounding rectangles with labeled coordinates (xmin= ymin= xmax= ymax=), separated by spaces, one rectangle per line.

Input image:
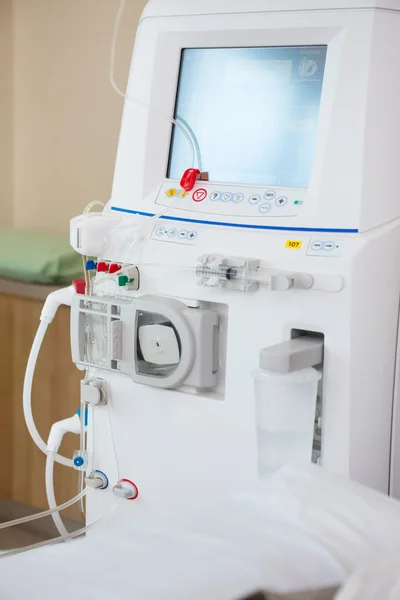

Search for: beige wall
xmin=0 ymin=0 xmax=14 ymax=228
xmin=10 ymin=0 xmax=146 ymax=234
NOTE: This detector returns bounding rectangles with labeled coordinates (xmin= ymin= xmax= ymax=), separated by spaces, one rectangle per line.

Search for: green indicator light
xmin=294 ymin=200 xmax=299 ymax=205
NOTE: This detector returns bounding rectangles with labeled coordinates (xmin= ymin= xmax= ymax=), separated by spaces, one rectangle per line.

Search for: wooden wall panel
xmin=0 ymin=295 xmax=13 ymax=498
xmin=0 ymin=293 xmax=83 ymax=522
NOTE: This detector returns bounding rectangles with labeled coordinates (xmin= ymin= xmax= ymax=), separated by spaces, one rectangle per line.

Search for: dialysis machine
xmin=68 ymin=0 xmax=400 ymax=521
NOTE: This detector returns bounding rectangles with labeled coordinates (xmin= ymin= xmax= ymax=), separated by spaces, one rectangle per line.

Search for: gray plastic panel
xmin=259 ymin=336 xmax=324 ymax=373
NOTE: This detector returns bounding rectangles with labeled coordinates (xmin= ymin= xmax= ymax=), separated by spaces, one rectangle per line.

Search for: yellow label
xmin=285 ymin=240 xmax=303 ymax=249
xmin=165 ymin=188 xmax=177 ymax=197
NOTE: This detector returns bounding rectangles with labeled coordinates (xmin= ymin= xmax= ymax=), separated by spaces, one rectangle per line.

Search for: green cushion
xmin=0 ymin=229 xmax=83 ymax=285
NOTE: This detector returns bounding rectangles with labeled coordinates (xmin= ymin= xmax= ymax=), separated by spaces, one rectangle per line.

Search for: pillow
xmin=0 ymin=228 xmax=82 ymax=285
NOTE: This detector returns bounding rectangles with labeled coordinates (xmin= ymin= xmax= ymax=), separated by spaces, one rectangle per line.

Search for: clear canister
xmin=253 ymin=367 xmax=321 ymax=477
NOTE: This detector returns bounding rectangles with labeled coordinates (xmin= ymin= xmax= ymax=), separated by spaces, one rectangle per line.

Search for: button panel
xmin=307 ymin=239 xmax=341 ymax=257
xmin=150 ymin=225 xmax=198 ymax=246
xmin=157 ymin=181 xmax=306 ymax=219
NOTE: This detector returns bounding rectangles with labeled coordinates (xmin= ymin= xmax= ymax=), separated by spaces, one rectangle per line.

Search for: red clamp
xmin=72 ymin=279 xmax=86 ymax=295
xmin=180 ymin=168 xmax=200 ymax=192
xmin=97 ymin=262 xmax=109 ymax=272
xmin=109 ymin=263 xmax=121 ymax=274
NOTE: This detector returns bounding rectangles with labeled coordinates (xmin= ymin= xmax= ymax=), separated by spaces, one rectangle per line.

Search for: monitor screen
xmin=168 ymin=46 xmax=327 ymax=189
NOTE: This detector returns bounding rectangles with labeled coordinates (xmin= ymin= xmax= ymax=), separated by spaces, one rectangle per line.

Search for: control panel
xmin=306 ymin=239 xmax=342 ymax=257
xmin=150 ymin=224 xmax=198 ymax=246
xmin=155 ymin=180 xmax=307 ymax=221
xmin=150 ymin=224 xmax=343 ymax=257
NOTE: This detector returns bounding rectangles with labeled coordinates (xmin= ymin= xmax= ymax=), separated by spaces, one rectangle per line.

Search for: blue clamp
xmin=85 ymin=260 xmax=97 ymax=271
xmin=73 ymin=456 xmax=85 ymax=468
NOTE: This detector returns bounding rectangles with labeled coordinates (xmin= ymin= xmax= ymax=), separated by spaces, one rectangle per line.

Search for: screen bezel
xmin=167 ymin=44 xmax=328 ymax=190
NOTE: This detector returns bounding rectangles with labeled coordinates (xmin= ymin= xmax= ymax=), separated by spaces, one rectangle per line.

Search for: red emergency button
xmin=192 ymin=188 xmax=207 ymax=202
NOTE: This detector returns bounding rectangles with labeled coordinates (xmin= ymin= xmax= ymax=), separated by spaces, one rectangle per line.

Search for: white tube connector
xmin=112 ymin=479 xmax=139 ymax=500
xmin=40 ymin=285 xmax=75 ymax=324
xmin=47 ymin=414 xmax=81 ymax=453
xmin=85 ymin=471 xmax=108 ymax=490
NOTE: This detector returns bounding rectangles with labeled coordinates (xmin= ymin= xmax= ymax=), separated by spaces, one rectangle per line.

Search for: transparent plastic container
xmin=253 ymin=367 xmax=322 ymax=478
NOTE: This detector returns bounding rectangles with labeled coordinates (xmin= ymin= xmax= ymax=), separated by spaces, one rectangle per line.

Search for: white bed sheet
xmin=337 ymin=553 xmax=400 ymax=599
xmin=1 ymin=464 xmax=400 ymax=600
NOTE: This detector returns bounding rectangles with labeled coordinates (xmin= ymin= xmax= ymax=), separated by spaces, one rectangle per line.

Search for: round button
xmin=233 ymin=193 xmax=244 ymax=203
xmin=178 ymin=230 xmax=188 ymax=239
xmin=210 ymin=191 xmax=220 ymax=201
xmin=275 ymin=196 xmax=288 ymax=207
xmin=264 ymin=190 xmax=276 ymax=201
xmin=249 ymin=194 xmax=261 ymax=205
xmin=187 ymin=231 xmax=197 ymax=240
xmin=156 ymin=226 xmax=167 ymax=236
xmin=167 ymin=228 xmax=177 ymax=237
xmin=311 ymin=241 xmax=323 ymax=250
xmin=324 ymin=241 xmax=335 ymax=251
xmin=222 ymin=192 xmax=232 ymax=202
xmin=192 ymin=188 xmax=207 ymax=202
xmin=259 ymin=203 xmax=272 ymax=214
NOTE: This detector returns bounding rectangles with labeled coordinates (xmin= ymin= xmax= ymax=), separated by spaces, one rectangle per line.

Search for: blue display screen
xmin=168 ymin=46 xmax=327 ymax=189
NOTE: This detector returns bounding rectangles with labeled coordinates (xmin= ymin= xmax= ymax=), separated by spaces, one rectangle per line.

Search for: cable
xmin=78 ymin=390 xmax=88 ymax=516
xmin=23 ymin=322 xmax=74 ymax=468
xmin=81 ymin=202 xmax=105 ymax=294
xmin=91 ymin=193 xmax=186 ymax=294
xmin=0 ymin=488 xmax=87 ymax=531
xmin=0 ymin=502 xmax=118 ymax=560
xmin=83 ymin=201 xmax=105 ymax=216
xmin=82 ymin=254 xmax=91 ymax=295
xmin=107 ymin=398 xmax=121 ymax=481
xmin=110 ymin=0 xmax=200 ymax=169
xmin=45 ymin=453 xmax=69 ymax=537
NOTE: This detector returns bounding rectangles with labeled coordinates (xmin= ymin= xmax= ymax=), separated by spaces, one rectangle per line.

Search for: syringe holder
xmin=260 ymin=336 xmax=324 ymax=373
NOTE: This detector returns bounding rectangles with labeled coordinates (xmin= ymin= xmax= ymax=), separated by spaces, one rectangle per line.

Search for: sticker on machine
xmin=285 ymin=240 xmax=303 ymax=249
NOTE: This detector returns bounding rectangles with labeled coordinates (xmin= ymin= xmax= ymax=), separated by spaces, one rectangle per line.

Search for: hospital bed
xmin=1 ymin=464 xmax=400 ymax=599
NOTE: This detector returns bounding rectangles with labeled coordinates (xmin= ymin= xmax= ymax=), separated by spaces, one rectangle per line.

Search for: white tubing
xmin=23 ymin=321 xmax=74 ymax=468
xmin=0 ymin=503 xmax=118 ymax=560
xmin=110 ymin=0 xmax=199 ymax=169
xmin=0 ymin=488 xmax=87 ymax=531
xmin=45 ymin=453 xmax=69 ymax=537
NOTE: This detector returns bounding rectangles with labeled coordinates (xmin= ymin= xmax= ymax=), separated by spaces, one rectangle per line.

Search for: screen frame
xmin=167 ymin=44 xmax=329 ymax=189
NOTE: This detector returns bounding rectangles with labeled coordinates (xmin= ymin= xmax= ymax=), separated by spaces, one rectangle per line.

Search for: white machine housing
xmin=70 ymin=0 xmax=400 ymax=522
